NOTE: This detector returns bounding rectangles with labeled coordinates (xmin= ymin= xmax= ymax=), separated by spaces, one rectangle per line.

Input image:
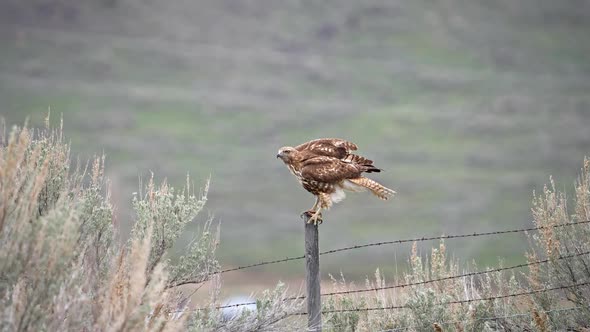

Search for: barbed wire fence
xmin=195 ymin=219 xmax=590 ymax=278
xmin=189 ymin=246 xmax=590 ymax=312
xmin=293 ymin=281 xmax=590 ymax=315
xmin=178 ymin=220 xmax=590 ymax=322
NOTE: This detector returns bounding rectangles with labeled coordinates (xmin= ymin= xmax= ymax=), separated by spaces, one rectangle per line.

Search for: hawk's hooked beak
xmin=276 ymin=152 xmax=282 ymax=159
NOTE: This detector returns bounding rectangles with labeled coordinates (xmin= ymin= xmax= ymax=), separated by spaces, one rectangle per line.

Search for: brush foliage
xmin=0 ymin=117 xmax=302 ymax=331
xmin=323 ymin=157 xmax=590 ymax=331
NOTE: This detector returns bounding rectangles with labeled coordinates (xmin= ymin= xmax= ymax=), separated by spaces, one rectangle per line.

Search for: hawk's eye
xmin=284 ymin=150 xmax=291 ymax=154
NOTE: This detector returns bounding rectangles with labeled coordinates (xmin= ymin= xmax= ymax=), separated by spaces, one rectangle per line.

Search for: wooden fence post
xmin=304 ymin=215 xmax=321 ymax=331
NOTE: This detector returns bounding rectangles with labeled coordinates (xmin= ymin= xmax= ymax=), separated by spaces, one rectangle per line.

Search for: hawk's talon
xmin=308 ymin=215 xmax=323 ymax=225
xmin=301 ymin=210 xmax=322 ymax=225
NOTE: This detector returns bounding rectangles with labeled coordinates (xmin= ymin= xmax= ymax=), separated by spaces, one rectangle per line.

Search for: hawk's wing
xmin=301 ymin=156 xmax=362 ymax=183
xmin=295 ymin=138 xmax=357 ymax=159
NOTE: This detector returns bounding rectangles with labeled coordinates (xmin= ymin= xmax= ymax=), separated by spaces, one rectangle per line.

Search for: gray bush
xmin=0 ymin=116 xmax=302 ymax=331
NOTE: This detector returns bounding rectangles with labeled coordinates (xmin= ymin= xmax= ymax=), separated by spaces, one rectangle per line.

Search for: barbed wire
xmin=181 ymin=220 xmax=590 ymax=310
xmin=294 ymin=281 xmax=590 ymax=315
xmin=308 ymin=249 xmax=590 ymax=299
xmin=215 ymin=255 xmax=305 ymax=275
xmin=384 ymin=305 xmax=588 ymax=332
xmin=318 ymin=220 xmax=590 ymax=256
xmin=174 ymin=220 xmax=590 ymax=289
xmin=191 ymin=248 xmax=590 ymax=311
xmin=212 ymin=220 xmax=590 ymax=277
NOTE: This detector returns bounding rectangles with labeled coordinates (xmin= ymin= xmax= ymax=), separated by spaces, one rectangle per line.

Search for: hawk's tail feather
xmin=349 ymin=177 xmax=395 ymax=200
xmin=344 ymin=154 xmax=381 ymax=173
xmin=364 ymin=165 xmax=382 ymax=173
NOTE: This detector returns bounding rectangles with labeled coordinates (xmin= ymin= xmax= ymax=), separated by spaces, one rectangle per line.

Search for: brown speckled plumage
xmin=277 ymin=138 xmax=395 ymax=224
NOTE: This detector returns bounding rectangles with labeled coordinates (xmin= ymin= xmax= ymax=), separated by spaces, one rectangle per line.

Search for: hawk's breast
xmin=287 ymin=161 xmax=335 ymax=195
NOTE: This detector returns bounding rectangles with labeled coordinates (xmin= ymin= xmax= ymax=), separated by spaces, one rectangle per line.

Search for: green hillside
xmin=1 ymin=0 xmax=589 ymax=282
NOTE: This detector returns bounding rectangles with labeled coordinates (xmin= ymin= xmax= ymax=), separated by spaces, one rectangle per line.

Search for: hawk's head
xmin=276 ymin=146 xmax=298 ymax=164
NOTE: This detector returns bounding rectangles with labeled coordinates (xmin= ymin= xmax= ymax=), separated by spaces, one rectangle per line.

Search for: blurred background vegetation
xmin=1 ymin=0 xmax=589 ymax=289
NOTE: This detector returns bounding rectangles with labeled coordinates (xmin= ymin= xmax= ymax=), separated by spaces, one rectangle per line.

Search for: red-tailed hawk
xmin=277 ymin=138 xmax=395 ymax=224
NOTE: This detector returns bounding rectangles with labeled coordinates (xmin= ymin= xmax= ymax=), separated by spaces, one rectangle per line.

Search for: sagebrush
xmin=0 ymin=117 xmax=303 ymax=331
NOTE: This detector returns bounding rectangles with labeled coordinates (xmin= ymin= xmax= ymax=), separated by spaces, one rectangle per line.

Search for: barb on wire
xmin=385 ymin=305 xmax=588 ymax=332
xmin=209 ymin=220 xmax=590 ymax=279
xmin=294 ymin=281 xmax=590 ymax=315
xmin=196 ymin=300 xmax=258 ymax=311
